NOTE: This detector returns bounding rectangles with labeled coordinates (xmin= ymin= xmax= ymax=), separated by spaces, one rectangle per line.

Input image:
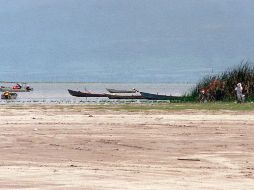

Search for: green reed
xmin=189 ymin=61 xmax=254 ymax=101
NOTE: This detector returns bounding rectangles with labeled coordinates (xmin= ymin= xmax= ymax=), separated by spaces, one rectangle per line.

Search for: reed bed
xmin=189 ymin=62 xmax=254 ymax=101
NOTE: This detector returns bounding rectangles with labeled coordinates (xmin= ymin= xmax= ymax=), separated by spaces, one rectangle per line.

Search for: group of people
xmin=12 ymin=83 xmax=32 ymax=91
xmin=198 ymin=80 xmax=225 ymax=102
xmin=1 ymin=83 xmax=33 ymax=100
xmin=12 ymin=83 xmax=22 ymax=89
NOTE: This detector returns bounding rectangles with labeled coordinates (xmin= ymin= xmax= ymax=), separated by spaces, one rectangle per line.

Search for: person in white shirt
xmin=235 ymin=83 xmax=245 ymax=103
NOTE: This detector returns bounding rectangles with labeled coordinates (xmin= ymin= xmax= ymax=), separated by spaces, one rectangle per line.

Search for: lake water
xmin=0 ymin=83 xmax=195 ymax=104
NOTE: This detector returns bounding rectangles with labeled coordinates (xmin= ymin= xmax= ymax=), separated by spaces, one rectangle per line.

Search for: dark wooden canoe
xmin=140 ymin=92 xmax=183 ymax=100
xmin=106 ymin=88 xmax=137 ymax=93
xmin=68 ymin=89 xmax=108 ymax=97
xmin=107 ymin=94 xmax=144 ymax=99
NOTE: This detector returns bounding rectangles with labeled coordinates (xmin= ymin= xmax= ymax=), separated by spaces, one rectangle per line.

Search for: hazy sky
xmin=0 ymin=0 xmax=253 ymax=82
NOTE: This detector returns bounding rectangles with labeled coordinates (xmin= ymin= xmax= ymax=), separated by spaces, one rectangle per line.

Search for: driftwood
xmin=177 ymin=158 xmax=200 ymax=161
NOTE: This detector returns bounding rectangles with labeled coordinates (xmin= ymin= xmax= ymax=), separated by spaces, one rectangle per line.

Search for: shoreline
xmin=1 ymin=102 xmax=254 ymax=111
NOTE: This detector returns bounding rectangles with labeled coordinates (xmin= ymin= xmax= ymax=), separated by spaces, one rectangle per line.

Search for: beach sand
xmin=0 ymin=104 xmax=253 ymax=189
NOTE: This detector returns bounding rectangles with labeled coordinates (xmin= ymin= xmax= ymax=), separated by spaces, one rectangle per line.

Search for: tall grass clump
xmin=190 ymin=61 xmax=254 ymax=101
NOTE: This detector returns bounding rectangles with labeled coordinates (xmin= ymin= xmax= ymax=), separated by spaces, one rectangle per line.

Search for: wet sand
xmin=0 ymin=104 xmax=253 ymax=189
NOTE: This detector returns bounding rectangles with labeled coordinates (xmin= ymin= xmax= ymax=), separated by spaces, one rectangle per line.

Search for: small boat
xmin=106 ymin=88 xmax=137 ymax=93
xmin=68 ymin=89 xmax=108 ymax=97
xmin=107 ymin=94 xmax=144 ymax=99
xmin=140 ymin=92 xmax=183 ymax=100
xmin=0 ymin=87 xmax=33 ymax=92
xmin=0 ymin=84 xmax=33 ymax=92
xmin=1 ymin=92 xmax=18 ymax=99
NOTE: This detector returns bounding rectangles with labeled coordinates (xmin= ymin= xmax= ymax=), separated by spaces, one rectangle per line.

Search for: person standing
xmin=235 ymin=83 xmax=245 ymax=103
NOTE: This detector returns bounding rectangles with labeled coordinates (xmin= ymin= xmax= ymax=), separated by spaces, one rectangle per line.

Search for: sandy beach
xmin=0 ymin=104 xmax=253 ymax=189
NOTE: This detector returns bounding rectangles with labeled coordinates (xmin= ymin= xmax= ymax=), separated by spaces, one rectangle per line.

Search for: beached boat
xmin=107 ymin=94 xmax=144 ymax=99
xmin=68 ymin=89 xmax=108 ymax=97
xmin=106 ymin=88 xmax=137 ymax=93
xmin=140 ymin=92 xmax=183 ymax=100
xmin=1 ymin=92 xmax=18 ymax=99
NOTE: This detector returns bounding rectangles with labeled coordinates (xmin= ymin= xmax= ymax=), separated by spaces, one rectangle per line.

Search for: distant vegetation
xmin=189 ymin=61 xmax=254 ymax=102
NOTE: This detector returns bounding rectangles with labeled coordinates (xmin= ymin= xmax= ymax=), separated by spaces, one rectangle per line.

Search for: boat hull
xmin=140 ymin=92 xmax=182 ymax=100
xmin=107 ymin=94 xmax=144 ymax=99
xmin=68 ymin=89 xmax=108 ymax=97
xmin=106 ymin=88 xmax=137 ymax=93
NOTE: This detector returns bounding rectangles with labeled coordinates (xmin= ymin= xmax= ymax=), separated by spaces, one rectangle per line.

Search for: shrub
xmin=189 ymin=61 xmax=254 ymax=101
